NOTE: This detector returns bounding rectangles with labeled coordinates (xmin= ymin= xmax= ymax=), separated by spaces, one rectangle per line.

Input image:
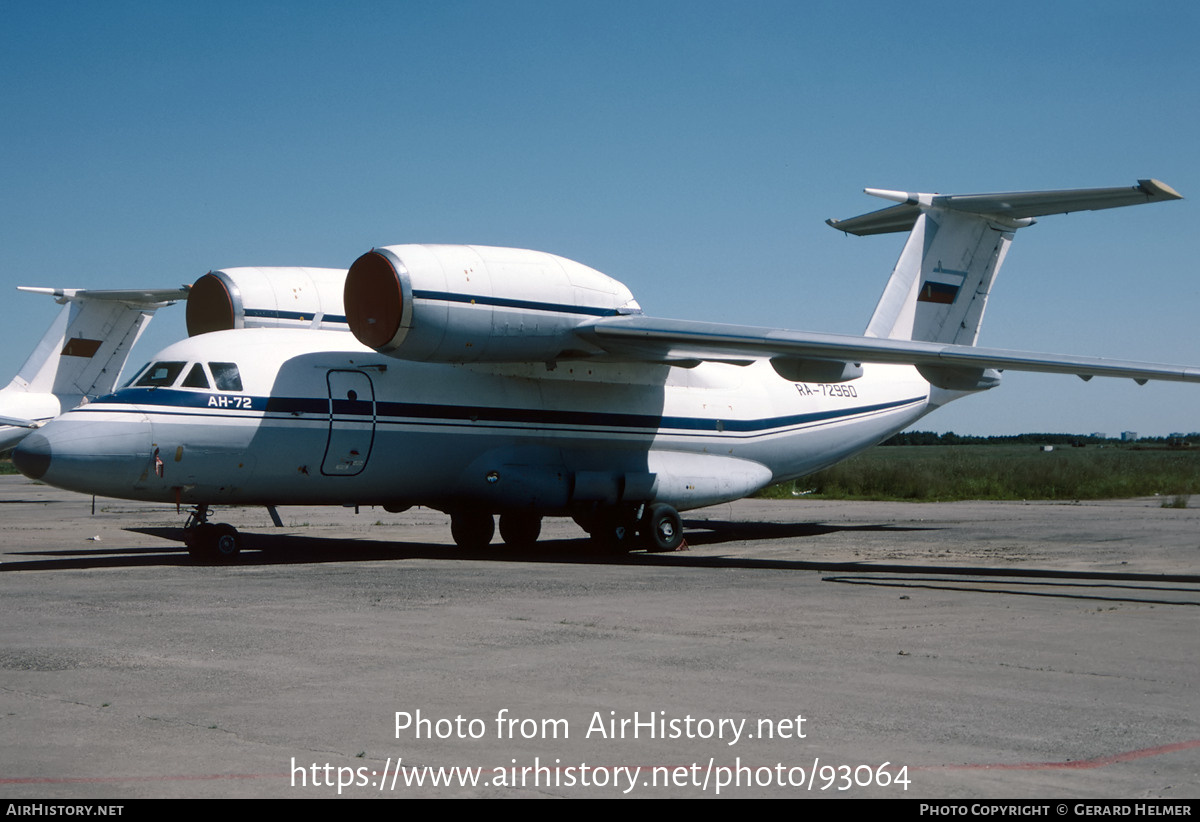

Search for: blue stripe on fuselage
xmin=94 ymin=388 xmax=264 ymax=411
xmin=90 ymin=388 xmax=925 ymax=435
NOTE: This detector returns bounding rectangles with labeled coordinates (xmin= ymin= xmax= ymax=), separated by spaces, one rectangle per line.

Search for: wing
xmin=576 ymin=180 xmax=1194 ymax=388
xmin=575 ymin=315 xmax=1200 ymax=386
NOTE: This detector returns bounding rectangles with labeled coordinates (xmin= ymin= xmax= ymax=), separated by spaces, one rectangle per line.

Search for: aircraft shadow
xmin=1 ymin=519 xmax=933 ymax=571
xmin=679 ymin=518 xmax=937 ymax=545
xmin=1 ymin=524 xmax=1197 ymax=606
xmin=822 ymin=575 xmax=1200 ymax=607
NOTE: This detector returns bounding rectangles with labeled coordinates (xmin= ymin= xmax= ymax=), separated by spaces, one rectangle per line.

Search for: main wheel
xmin=590 ymin=508 xmax=638 ymax=553
xmin=499 ymin=513 xmax=542 ymax=546
xmin=571 ymin=511 xmax=597 ymax=534
xmin=641 ymin=503 xmax=684 ymax=552
xmin=450 ymin=512 xmax=495 ymax=549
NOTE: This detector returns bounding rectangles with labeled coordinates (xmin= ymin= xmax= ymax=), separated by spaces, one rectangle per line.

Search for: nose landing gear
xmin=183 ymin=504 xmax=242 ymax=562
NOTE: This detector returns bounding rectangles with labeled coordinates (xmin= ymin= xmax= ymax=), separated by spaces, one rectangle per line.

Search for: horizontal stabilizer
xmin=0 ymin=414 xmax=39 ymax=429
xmin=18 ymin=286 xmax=188 ymax=306
xmin=827 ymin=179 xmax=1182 ymax=236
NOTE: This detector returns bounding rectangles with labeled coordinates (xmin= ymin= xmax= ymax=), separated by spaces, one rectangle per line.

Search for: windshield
xmin=133 ymin=361 xmax=186 ymax=388
xmin=181 ymin=363 xmax=210 ymax=389
xmin=121 ymin=362 xmax=151 ymax=388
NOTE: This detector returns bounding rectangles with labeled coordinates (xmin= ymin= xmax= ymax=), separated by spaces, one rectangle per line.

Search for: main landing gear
xmin=448 ymin=504 xmax=685 ymax=553
xmin=183 ymin=504 xmax=242 ymax=563
xmin=448 ymin=511 xmax=544 ymax=549
xmin=588 ymin=503 xmax=684 ymax=553
xmin=640 ymin=503 xmax=685 ymax=552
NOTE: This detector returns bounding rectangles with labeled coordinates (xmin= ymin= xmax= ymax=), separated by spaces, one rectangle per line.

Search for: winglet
xmin=1137 ymin=178 xmax=1183 ymax=201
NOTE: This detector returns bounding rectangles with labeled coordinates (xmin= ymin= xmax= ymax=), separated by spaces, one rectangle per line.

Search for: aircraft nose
xmin=12 ymin=431 xmax=51 ymax=480
xmin=10 ymin=412 xmax=155 ymax=497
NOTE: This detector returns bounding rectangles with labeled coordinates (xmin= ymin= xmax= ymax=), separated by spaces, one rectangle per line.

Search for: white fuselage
xmin=17 ymin=328 xmax=935 ymax=513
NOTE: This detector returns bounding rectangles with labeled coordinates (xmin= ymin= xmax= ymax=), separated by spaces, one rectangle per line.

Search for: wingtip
xmin=1138 ymin=179 xmax=1183 ymax=201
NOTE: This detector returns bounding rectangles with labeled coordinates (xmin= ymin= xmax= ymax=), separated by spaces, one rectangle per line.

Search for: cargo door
xmin=321 ymin=370 xmax=376 ymax=476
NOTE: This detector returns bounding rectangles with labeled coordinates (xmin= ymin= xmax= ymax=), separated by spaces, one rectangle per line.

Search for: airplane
xmin=0 ymin=286 xmax=187 ymax=452
xmin=12 ymin=180 xmax=1196 ymax=562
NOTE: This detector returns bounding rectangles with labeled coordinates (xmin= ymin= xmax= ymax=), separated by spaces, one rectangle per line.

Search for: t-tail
xmin=0 ymin=286 xmax=187 ymax=450
xmin=828 ymin=180 xmax=1183 ymax=347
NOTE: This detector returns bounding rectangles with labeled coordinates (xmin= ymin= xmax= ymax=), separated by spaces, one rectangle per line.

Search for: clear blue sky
xmin=3 ymin=1 xmax=1197 ymax=435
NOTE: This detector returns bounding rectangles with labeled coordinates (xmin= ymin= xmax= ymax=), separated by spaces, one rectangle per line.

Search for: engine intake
xmin=186 ymin=267 xmax=348 ymax=336
xmin=344 ymin=244 xmax=641 ymax=362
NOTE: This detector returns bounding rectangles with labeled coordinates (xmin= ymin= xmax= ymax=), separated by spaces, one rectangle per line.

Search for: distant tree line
xmin=881 ymin=431 xmax=1200 ymax=447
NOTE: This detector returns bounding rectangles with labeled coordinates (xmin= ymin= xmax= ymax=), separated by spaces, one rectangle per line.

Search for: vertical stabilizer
xmin=0 ymin=286 xmax=186 ymax=449
xmin=11 ymin=298 xmax=153 ymax=397
xmin=863 ymin=210 xmax=1013 ymax=344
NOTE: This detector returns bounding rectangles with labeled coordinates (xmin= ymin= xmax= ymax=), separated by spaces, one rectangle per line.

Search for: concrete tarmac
xmin=0 ymin=475 xmax=1197 ymax=799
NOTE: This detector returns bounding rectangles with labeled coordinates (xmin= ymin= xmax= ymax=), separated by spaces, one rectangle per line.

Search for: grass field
xmin=759 ymin=445 xmax=1200 ymax=502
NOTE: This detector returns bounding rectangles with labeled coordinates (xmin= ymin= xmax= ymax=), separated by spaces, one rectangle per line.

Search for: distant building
xmin=1090 ymin=432 xmax=1109 ymax=440
xmin=1121 ymin=431 xmax=1138 ymax=442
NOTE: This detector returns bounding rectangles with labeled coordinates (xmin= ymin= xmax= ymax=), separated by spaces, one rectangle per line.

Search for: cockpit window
xmin=134 ymin=361 xmax=186 ymax=387
xmin=122 ymin=362 xmax=151 ymax=388
xmin=209 ymin=362 xmax=243 ymax=391
xmin=182 ymin=363 xmax=210 ymax=389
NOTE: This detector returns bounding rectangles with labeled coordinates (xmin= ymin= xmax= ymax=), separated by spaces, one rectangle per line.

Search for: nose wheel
xmin=183 ymin=505 xmax=242 ymax=562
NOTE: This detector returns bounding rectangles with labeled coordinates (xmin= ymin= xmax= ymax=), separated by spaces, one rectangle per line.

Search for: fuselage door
xmin=321 ymin=370 xmax=376 ymax=476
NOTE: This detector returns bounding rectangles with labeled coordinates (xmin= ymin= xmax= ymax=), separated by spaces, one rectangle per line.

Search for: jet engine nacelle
xmin=186 ymin=267 xmax=349 ymax=337
xmin=344 ymin=244 xmax=641 ymax=362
